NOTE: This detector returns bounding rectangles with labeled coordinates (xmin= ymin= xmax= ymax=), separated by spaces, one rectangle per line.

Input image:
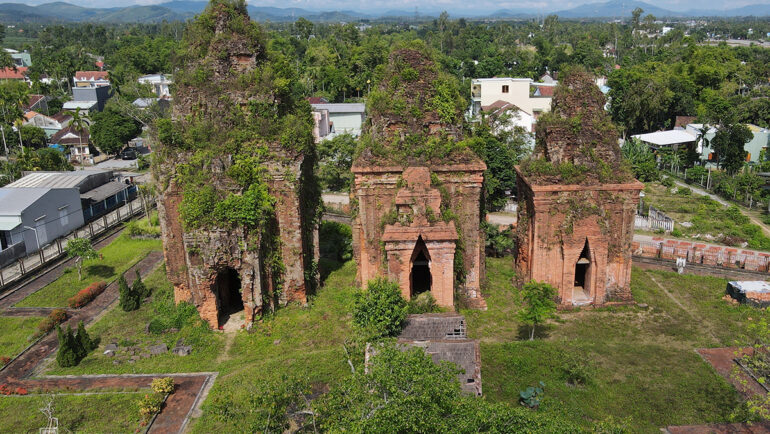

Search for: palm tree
xmin=62 ymin=108 xmax=90 ymax=163
xmin=13 ymin=119 xmax=24 ymax=153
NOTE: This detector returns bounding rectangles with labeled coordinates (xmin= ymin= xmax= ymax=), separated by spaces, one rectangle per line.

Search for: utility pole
xmin=0 ymin=125 xmax=7 ymax=156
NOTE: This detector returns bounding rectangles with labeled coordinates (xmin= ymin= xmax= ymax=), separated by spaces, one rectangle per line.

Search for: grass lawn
xmin=39 ymin=252 xmax=768 ymax=432
xmin=462 ymin=257 xmax=766 ymax=432
xmin=0 ymin=316 xmax=44 ymax=361
xmin=0 ymin=392 xmax=142 ymax=433
xmin=16 ymin=233 xmax=162 ymax=308
xmin=641 ymin=182 xmax=770 ymax=249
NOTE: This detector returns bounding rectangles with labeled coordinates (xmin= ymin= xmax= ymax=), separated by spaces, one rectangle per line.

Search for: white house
xmin=137 ymin=74 xmax=172 ymax=98
xmin=470 ymin=78 xmax=554 ymax=122
xmin=310 ymin=102 xmax=366 ymax=140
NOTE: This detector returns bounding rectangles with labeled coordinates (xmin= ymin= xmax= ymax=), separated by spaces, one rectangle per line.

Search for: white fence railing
xmin=635 ymin=215 xmax=675 ymax=232
xmin=0 ymin=198 xmax=148 ymax=290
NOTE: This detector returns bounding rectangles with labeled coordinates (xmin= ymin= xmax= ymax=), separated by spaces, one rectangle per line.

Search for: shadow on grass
xmin=517 ymin=324 xmax=553 ymax=340
xmin=85 ymin=264 xmax=115 ymax=279
xmin=319 ymin=258 xmax=344 ymax=284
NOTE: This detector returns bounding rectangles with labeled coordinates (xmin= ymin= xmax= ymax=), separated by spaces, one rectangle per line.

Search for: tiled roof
xmin=50 ymin=125 xmax=89 ymax=145
xmin=23 ymin=94 xmax=45 ymax=110
xmin=0 ymin=67 xmax=28 ymax=80
xmin=51 ymin=111 xmax=73 ymax=123
xmin=74 ymin=71 xmax=109 ymax=81
xmin=307 ymin=96 xmax=329 ymax=104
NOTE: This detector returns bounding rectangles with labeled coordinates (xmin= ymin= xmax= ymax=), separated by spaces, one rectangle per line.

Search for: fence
xmin=634 ymin=215 xmax=675 ymax=232
xmin=0 ymin=197 xmax=148 ymax=290
xmin=633 ymin=239 xmax=770 ymax=273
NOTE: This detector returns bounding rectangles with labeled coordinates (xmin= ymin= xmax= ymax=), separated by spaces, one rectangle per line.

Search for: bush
xmin=151 ymin=377 xmax=175 ymax=394
xmin=562 ymin=355 xmax=595 ymax=386
xmin=56 ymin=325 xmax=80 ymax=368
xmin=119 ymin=273 xmax=141 ymax=312
xmin=139 ymin=392 xmax=165 ymax=421
xmin=483 ymin=222 xmax=515 ymax=257
xmin=0 ymin=356 xmax=10 ymax=366
xmin=353 ymin=278 xmax=408 ymax=340
xmin=676 ymin=187 xmax=692 ymax=196
xmin=407 ymin=292 xmax=440 ymax=314
xmin=671 ymin=228 xmax=683 ymax=238
xmin=34 ymin=309 xmax=67 ymax=339
xmin=661 ymin=177 xmax=674 ymax=188
xmin=67 ymin=281 xmax=107 ymax=308
xmin=319 ymin=221 xmax=352 ymax=262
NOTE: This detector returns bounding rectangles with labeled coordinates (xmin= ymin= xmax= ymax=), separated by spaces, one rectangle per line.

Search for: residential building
xmin=310 ymin=102 xmax=366 ymax=139
xmin=49 ymin=125 xmax=92 ymax=165
xmin=632 ymin=130 xmax=697 ymax=151
xmin=479 ymin=100 xmax=536 ymax=134
xmin=73 ymin=71 xmax=109 ymax=88
xmin=23 ymin=111 xmax=67 ymax=138
xmin=0 ymin=66 xmax=29 ymax=83
xmin=22 ymin=94 xmax=48 ymax=114
xmin=70 ymin=84 xmax=111 ymax=113
xmin=470 ymin=78 xmax=554 ymax=121
xmin=137 ymin=73 xmax=172 ymax=97
xmin=0 ymin=187 xmax=84 ymax=267
xmin=62 ymin=100 xmax=99 ymax=114
xmin=3 ymin=48 xmax=31 ymax=67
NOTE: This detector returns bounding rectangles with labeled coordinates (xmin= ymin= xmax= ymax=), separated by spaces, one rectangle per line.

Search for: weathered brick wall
xmin=399 ymin=313 xmax=466 ymax=340
xmin=515 ymin=171 xmax=643 ymax=306
xmin=632 ymin=237 xmax=770 ymax=273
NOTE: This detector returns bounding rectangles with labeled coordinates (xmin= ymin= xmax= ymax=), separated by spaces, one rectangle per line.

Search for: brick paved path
xmin=0 ymin=244 xmax=216 ymax=433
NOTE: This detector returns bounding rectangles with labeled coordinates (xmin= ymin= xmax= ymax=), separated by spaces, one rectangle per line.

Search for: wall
xmin=18 ymin=188 xmax=84 ymax=254
xmin=473 ymin=78 xmax=552 ymax=118
xmin=329 ymin=112 xmax=364 ymax=136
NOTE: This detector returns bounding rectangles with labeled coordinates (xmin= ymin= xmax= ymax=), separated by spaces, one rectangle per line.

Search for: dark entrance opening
xmin=410 ymin=236 xmax=432 ymax=297
xmin=574 ymin=239 xmax=591 ymax=301
xmin=214 ymin=267 xmax=243 ymax=326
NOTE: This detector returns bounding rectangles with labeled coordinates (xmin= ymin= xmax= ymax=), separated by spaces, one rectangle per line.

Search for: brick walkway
xmin=0 ymin=245 xmax=215 ymax=433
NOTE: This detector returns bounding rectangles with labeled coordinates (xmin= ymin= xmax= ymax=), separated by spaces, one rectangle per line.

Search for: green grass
xmin=461 ymin=257 xmax=768 ymax=432
xmin=0 ymin=392 xmax=142 ymax=433
xmin=16 ymin=233 xmax=162 ymax=308
xmin=45 ymin=265 xmax=224 ymax=375
xmin=642 ymin=182 xmax=770 ymax=249
xmin=0 ymin=316 xmax=44 ymax=360
xmin=36 ymin=252 xmax=769 ymax=431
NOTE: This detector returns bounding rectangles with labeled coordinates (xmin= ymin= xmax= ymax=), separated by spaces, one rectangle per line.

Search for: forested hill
xmin=1 ymin=0 xmax=769 ymax=24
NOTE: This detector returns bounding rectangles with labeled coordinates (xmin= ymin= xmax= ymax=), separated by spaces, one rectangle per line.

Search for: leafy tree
xmin=712 ymin=123 xmax=753 ymax=175
xmin=621 ymin=138 xmax=658 ymax=182
xmin=317 ymin=133 xmax=356 ymax=191
xmin=319 ymin=221 xmax=352 ymax=262
xmin=55 ymin=325 xmax=79 ymax=368
xmin=63 ymin=108 xmax=89 ymax=155
xmin=352 ymin=278 xmax=407 ymax=340
xmin=18 ymin=125 xmax=47 ymax=148
xmin=518 ymin=281 xmax=558 ymax=340
xmin=65 ymin=238 xmax=99 ymax=281
xmin=90 ymin=107 xmax=142 ymax=155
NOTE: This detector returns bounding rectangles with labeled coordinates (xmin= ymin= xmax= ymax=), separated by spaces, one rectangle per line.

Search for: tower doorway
xmin=213 ymin=267 xmax=243 ymax=327
xmin=574 ymin=239 xmax=591 ymax=303
xmin=410 ymin=236 xmax=432 ymax=297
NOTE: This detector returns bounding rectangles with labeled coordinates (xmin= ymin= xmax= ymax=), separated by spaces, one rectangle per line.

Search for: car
xmin=120 ymin=148 xmax=138 ymax=160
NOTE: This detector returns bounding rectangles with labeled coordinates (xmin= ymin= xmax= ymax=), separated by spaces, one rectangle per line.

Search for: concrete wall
xmin=472 ymin=78 xmax=552 ymax=117
xmin=330 ymin=112 xmax=364 ymax=136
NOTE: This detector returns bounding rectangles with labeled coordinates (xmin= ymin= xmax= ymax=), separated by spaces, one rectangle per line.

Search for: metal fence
xmin=0 ymin=198 xmax=148 ymax=290
xmin=635 ymin=215 xmax=675 ymax=232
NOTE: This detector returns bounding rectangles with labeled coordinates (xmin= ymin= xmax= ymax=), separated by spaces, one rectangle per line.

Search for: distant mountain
xmin=0 ymin=0 xmax=768 ymax=24
xmin=553 ymin=0 xmax=678 ymax=18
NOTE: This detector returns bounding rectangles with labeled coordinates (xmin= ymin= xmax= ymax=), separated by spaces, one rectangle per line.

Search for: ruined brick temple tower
xmin=154 ymin=0 xmax=320 ymax=328
xmin=352 ymin=46 xmax=486 ymax=309
xmin=514 ymin=69 xmax=643 ymax=307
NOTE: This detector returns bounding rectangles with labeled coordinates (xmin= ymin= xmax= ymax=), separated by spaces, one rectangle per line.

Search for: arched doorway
xmin=574 ymin=239 xmax=592 ymax=303
xmin=213 ymin=267 xmax=243 ymax=327
xmin=410 ymin=236 xmax=432 ymax=297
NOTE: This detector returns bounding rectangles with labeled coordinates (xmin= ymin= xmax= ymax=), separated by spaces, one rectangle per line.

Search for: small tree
xmin=118 ymin=273 xmax=139 ymax=312
xmin=352 ymin=278 xmax=408 ymax=340
xmin=55 ymin=325 xmax=79 ymax=368
xmin=517 ymin=281 xmax=558 ymax=340
xmin=76 ymin=320 xmax=95 ymax=353
xmin=133 ymin=270 xmax=150 ymax=299
xmin=66 ymin=238 xmax=99 ymax=281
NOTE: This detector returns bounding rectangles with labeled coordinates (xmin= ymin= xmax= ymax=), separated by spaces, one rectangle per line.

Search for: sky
xmin=2 ymin=0 xmax=767 ymax=14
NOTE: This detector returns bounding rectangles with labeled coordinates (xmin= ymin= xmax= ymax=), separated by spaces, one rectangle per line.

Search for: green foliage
xmin=677 ymin=186 xmax=692 ymax=196
xmin=621 ymin=138 xmax=659 ymax=182
xmin=66 ymin=238 xmax=99 ymax=281
xmin=518 ymin=281 xmax=558 ymax=341
xmin=118 ymin=273 xmax=139 ymax=312
xmin=138 ymin=391 xmax=164 ymax=421
xmin=519 ymin=381 xmax=546 ymax=408
xmin=407 ymin=291 xmax=440 ymax=314
xmin=317 ymin=134 xmax=356 ymax=191
xmin=712 ymin=123 xmax=753 ymax=175
xmin=90 ymin=106 xmax=142 ymax=155
xmin=661 ymin=176 xmax=674 ymax=188
xmin=76 ymin=320 xmax=96 ymax=354
xmin=561 ymin=354 xmax=595 ymax=386
xmin=133 ymin=270 xmax=150 ymax=299
xmin=151 ymin=377 xmax=175 ymax=394
xmin=55 ymin=323 xmax=94 ymax=368
xmin=319 ymin=221 xmax=352 ymax=262
xmin=483 ymin=222 xmax=515 ymax=257
xmin=352 ymin=278 xmax=407 ymax=340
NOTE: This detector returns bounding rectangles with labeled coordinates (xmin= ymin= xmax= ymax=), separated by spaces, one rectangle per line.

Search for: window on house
xmin=502 ymin=85 xmax=509 ymax=93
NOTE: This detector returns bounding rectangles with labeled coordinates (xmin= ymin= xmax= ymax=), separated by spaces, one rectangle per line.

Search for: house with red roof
xmin=0 ymin=67 xmax=29 ymax=83
xmin=50 ymin=125 xmax=93 ymax=165
xmin=74 ymin=71 xmax=110 ymax=88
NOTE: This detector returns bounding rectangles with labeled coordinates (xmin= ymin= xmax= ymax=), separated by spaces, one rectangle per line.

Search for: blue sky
xmin=3 ymin=0 xmax=767 ymax=13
